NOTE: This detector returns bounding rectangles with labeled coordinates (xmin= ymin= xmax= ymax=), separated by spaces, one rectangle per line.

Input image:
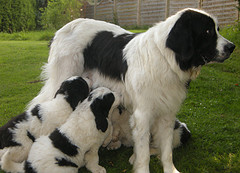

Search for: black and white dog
xmin=16 ymin=87 xmax=120 ymax=173
xmin=0 ymin=76 xmax=91 ymax=173
xmin=28 ymin=8 xmax=235 ymax=173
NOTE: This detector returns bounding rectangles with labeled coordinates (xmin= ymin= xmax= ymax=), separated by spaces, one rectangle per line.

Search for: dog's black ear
xmin=55 ymin=77 xmax=89 ymax=110
xmin=90 ymin=93 xmax=115 ymax=132
xmin=166 ymin=12 xmax=194 ymax=70
xmin=101 ymin=93 xmax=115 ymax=113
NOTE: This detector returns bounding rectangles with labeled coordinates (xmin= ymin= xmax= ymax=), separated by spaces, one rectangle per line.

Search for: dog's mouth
xmin=206 ymin=43 xmax=235 ymax=64
xmin=211 ymin=54 xmax=230 ymax=63
xmin=211 ymin=52 xmax=234 ymax=63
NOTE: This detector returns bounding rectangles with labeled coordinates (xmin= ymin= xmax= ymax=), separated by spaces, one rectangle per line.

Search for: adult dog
xmin=29 ymin=8 xmax=235 ymax=173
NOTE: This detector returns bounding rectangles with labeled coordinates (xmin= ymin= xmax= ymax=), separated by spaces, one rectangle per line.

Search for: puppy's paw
xmin=129 ymin=153 xmax=135 ymax=165
xmin=107 ymin=141 xmax=121 ymax=150
xmin=92 ymin=166 xmax=106 ymax=173
xmin=0 ymin=149 xmax=7 ymax=160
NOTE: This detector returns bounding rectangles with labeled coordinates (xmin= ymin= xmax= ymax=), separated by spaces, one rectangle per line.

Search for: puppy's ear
xmin=166 ymin=14 xmax=194 ymax=69
xmin=90 ymin=93 xmax=115 ymax=132
xmin=101 ymin=93 xmax=115 ymax=113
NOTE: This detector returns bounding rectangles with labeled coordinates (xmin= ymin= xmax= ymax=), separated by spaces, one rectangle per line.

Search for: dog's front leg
xmin=130 ymin=108 xmax=151 ymax=173
xmin=153 ymin=116 xmax=179 ymax=173
xmin=84 ymin=144 xmax=106 ymax=173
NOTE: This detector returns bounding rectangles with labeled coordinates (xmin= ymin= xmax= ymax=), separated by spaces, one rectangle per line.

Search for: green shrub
xmin=0 ymin=30 xmax=55 ymax=41
xmin=0 ymin=0 xmax=37 ymax=33
xmin=41 ymin=0 xmax=82 ymax=30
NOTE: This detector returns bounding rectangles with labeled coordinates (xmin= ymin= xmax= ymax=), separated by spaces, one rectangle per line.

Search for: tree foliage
xmin=0 ymin=0 xmax=36 ymax=33
xmin=0 ymin=0 xmax=83 ymax=32
xmin=41 ymin=0 xmax=82 ymax=30
xmin=237 ymin=0 xmax=240 ymax=11
xmin=36 ymin=0 xmax=48 ymax=29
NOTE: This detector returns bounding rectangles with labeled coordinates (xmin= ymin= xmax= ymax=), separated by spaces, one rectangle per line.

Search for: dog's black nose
xmin=224 ymin=43 xmax=235 ymax=54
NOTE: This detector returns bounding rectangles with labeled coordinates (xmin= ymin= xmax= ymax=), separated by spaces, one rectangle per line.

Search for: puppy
xmin=17 ymin=87 xmax=121 ymax=173
xmin=107 ymin=107 xmax=191 ymax=150
xmin=0 ymin=76 xmax=90 ymax=173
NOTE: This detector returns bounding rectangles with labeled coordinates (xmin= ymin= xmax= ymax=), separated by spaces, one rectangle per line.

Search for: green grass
xmin=0 ymin=41 xmax=48 ymax=125
xmin=0 ymin=27 xmax=240 ymax=173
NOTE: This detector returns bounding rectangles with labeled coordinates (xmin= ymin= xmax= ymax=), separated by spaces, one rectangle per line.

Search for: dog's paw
xmin=107 ymin=141 xmax=121 ymax=150
xmin=92 ymin=166 xmax=106 ymax=173
xmin=129 ymin=153 xmax=135 ymax=165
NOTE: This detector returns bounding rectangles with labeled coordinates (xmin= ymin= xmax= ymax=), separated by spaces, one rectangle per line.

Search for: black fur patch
xmin=174 ymin=120 xmax=181 ymax=130
xmin=24 ymin=161 xmax=37 ymax=173
xmin=117 ymin=105 xmax=125 ymax=115
xmin=90 ymin=93 xmax=115 ymax=132
xmin=55 ymin=157 xmax=78 ymax=168
xmin=31 ymin=104 xmax=42 ymax=121
xmin=0 ymin=112 xmax=28 ymax=149
xmin=180 ymin=124 xmax=191 ymax=145
xmin=54 ymin=77 xmax=89 ymax=110
xmin=166 ymin=9 xmax=218 ymax=70
xmin=88 ymin=92 xmax=93 ymax=101
xmin=49 ymin=129 xmax=78 ymax=157
xmin=185 ymin=80 xmax=191 ymax=89
xmin=27 ymin=131 xmax=35 ymax=142
xmin=83 ymin=31 xmax=137 ymax=80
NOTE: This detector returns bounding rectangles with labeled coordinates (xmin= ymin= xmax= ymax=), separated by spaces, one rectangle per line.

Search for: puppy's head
xmin=166 ymin=8 xmax=235 ymax=71
xmin=173 ymin=119 xmax=191 ymax=148
xmin=55 ymin=76 xmax=91 ymax=110
xmin=89 ymin=87 xmax=121 ymax=132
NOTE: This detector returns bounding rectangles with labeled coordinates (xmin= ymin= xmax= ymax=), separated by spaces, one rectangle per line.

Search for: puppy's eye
xmin=206 ymin=30 xmax=210 ymax=34
xmin=217 ymin=27 xmax=220 ymax=31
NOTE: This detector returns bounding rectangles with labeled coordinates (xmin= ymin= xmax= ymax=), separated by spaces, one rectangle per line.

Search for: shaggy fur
xmin=107 ymin=107 xmax=191 ymax=150
xmin=28 ymin=8 xmax=235 ymax=173
xmin=0 ymin=77 xmax=91 ymax=173
xmin=17 ymin=87 xmax=120 ymax=173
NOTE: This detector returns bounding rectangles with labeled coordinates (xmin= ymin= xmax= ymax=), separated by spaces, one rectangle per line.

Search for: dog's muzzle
xmin=214 ymin=39 xmax=235 ymax=63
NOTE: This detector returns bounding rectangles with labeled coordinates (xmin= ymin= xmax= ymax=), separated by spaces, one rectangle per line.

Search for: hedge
xmin=0 ymin=0 xmax=37 ymax=33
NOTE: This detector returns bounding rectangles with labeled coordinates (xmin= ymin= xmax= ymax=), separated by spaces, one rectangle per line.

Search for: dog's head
xmin=55 ymin=76 xmax=91 ymax=110
xmin=166 ymin=8 xmax=235 ymax=71
xmin=89 ymin=87 xmax=121 ymax=132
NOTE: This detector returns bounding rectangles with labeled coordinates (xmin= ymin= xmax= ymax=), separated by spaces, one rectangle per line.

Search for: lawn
xmin=0 ymin=27 xmax=239 ymax=173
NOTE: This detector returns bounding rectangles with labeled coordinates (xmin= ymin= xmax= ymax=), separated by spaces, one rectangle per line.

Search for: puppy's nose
xmin=224 ymin=43 xmax=235 ymax=54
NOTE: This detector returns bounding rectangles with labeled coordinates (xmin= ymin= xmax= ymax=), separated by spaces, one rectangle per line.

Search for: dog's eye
xmin=217 ymin=27 xmax=220 ymax=31
xmin=206 ymin=30 xmax=210 ymax=34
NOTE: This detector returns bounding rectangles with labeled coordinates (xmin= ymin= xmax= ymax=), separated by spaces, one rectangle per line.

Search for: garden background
xmin=0 ymin=0 xmax=240 ymax=172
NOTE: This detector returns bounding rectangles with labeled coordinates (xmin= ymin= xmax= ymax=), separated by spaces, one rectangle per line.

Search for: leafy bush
xmin=41 ymin=0 xmax=82 ymax=30
xmin=0 ymin=30 xmax=55 ymax=41
xmin=0 ymin=0 xmax=36 ymax=33
xmin=36 ymin=0 xmax=48 ymax=29
xmin=237 ymin=0 xmax=240 ymax=11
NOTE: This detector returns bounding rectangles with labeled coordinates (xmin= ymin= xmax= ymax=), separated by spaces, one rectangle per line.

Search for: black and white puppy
xmin=0 ymin=76 xmax=90 ymax=173
xmin=108 ymin=107 xmax=191 ymax=150
xmin=18 ymin=87 xmax=120 ymax=173
xmin=28 ymin=8 xmax=235 ymax=173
